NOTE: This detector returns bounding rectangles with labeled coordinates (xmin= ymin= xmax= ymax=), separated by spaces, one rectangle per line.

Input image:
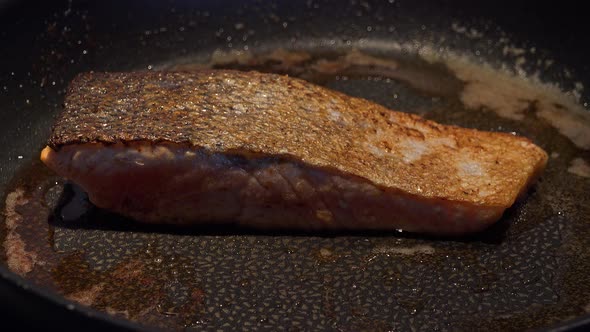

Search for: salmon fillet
xmin=40 ymin=70 xmax=547 ymax=235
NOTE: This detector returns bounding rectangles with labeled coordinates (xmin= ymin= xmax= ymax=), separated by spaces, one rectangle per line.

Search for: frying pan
xmin=1 ymin=0 xmax=589 ymax=331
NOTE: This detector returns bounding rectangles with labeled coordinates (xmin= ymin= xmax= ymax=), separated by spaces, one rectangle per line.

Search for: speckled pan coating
xmin=2 ymin=60 xmax=588 ymax=332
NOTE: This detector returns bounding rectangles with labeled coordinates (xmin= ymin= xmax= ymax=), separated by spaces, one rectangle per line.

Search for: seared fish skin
xmin=42 ymin=70 xmax=547 ymax=235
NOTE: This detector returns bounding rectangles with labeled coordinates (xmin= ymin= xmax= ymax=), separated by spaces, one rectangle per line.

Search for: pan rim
xmin=0 ymin=264 xmax=151 ymax=331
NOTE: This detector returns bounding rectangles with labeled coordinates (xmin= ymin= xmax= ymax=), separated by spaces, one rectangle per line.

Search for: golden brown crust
xmin=48 ymin=70 xmax=547 ymax=207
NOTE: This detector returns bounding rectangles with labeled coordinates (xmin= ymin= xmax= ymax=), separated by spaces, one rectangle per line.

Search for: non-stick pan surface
xmin=1 ymin=1 xmax=589 ymax=331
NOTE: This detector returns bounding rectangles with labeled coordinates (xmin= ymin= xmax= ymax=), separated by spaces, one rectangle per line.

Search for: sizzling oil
xmin=1 ymin=48 xmax=589 ymax=331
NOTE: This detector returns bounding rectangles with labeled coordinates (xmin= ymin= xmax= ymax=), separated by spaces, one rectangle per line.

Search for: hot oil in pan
xmin=1 ymin=49 xmax=590 ymax=331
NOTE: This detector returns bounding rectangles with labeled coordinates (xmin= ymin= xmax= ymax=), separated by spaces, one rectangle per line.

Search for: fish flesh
xmin=41 ymin=70 xmax=547 ymax=235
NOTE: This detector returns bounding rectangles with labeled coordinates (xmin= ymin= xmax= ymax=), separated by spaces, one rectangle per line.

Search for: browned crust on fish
xmin=47 ymin=70 xmax=547 ymax=207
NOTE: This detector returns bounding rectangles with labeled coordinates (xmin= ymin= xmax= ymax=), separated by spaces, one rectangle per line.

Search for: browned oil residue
xmin=0 ymin=49 xmax=589 ymax=331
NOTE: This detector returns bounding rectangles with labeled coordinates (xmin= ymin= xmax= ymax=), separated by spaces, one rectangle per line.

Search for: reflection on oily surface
xmin=1 ymin=48 xmax=589 ymax=331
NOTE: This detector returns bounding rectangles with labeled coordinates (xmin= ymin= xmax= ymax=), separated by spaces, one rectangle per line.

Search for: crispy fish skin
xmin=42 ymin=70 xmax=548 ymax=234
